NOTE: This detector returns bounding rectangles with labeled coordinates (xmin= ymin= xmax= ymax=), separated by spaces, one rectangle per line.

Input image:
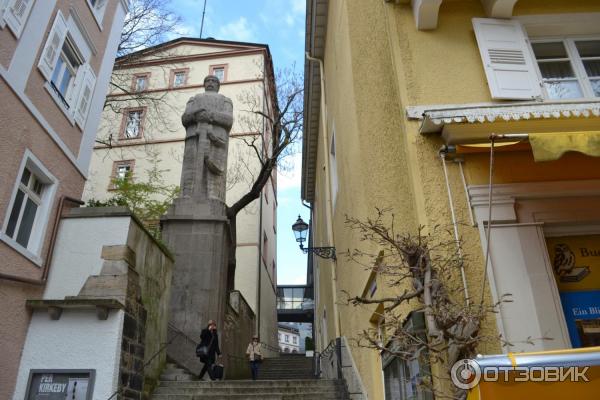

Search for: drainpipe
xmin=439 ymin=146 xmax=470 ymax=306
xmin=305 ymin=52 xmax=341 ymax=340
xmin=0 ymin=196 xmax=83 ymax=285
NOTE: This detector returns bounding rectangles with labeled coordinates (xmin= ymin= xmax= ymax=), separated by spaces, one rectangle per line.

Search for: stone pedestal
xmin=162 ymin=199 xmax=231 ymax=374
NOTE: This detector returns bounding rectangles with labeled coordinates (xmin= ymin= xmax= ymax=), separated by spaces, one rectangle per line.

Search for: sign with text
xmin=559 ymin=290 xmax=600 ymax=348
xmin=25 ymin=370 xmax=94 ymax=400
xmin=546 ymin=235 xmax=600 ymax=291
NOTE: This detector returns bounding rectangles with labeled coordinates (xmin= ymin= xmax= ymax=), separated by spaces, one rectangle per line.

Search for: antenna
xmin=200 ymin=0 xmax=208 ymax=38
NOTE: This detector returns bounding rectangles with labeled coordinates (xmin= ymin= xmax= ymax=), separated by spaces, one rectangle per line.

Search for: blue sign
xmin=559 ymin=290 xmax=600 ymax=348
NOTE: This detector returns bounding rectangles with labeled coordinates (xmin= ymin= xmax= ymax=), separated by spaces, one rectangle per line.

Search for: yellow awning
xmin=530 ymin=131 xmax=600 ymax=162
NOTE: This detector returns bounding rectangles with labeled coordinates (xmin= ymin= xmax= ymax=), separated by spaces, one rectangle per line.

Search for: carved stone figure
xmin=180 ymin=75 xmax=233 ymax=203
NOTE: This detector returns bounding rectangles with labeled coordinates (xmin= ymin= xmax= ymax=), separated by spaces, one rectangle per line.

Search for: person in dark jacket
xmin=198 ymin=320 xmax=221 ymax=380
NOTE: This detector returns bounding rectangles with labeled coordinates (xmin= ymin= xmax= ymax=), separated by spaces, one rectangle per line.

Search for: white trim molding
xmin=481 ymin=0 xmax=518 ymax=18
xmin=467 ymin=179 xmax=600 ymax=353
xmin=385 ymin=0 xmax=443 ymax=31
xmin=406 ymin=100 xmax=600 ymax=134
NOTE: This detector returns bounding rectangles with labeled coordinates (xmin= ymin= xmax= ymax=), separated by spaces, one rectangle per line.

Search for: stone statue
xmin=180 ymin=75 xmax=233 ymax=204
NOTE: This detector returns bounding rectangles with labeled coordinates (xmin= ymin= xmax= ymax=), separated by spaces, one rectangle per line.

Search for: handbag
xmin=196 ymin=331 xmax=215 ymax=360
xmin=196 ymin=344 xmax=209 ymax=358
xmin=254 ymin=354 xmax=263 ymax=362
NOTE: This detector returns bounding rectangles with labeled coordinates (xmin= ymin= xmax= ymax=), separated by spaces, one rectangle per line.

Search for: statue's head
xmin=204 ymin=75 xmax=220 ymax=93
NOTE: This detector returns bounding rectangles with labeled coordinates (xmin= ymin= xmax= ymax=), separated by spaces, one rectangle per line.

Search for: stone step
xmin=156 ymin=379 xmax=340 ymax=388
xmin=159 ymin=373 xmax=196 ymax=381
xmin=152 ymin=394 xmax=345 ymax=400
xmin=154 ymin=386 xmax=341 ymax=395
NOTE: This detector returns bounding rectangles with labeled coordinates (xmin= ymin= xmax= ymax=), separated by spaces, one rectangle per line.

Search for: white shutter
xmin=4 ymin=0 xmax=34 ymax=38
xmin=74 ymin=64 xmax=96 ymax=128
xmin=37 ymin=10 xmax=67 ymax=81
xmin=472 ymin=18 xmax=542 ymax=100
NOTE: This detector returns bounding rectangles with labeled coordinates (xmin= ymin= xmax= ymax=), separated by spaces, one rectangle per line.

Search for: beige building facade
xmin=83 ymin=38 xmax=279 ymax=354
xmin=0 ymin=0 xmax=129 ymax=398
xmin=303 ymin=0 xmax=600 ymax=399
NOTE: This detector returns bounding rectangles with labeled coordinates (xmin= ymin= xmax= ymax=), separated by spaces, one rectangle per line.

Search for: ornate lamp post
xmin=291 ymin=215 xmax=336 ymax=260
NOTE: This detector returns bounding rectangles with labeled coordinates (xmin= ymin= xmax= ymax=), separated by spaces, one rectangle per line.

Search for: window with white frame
xmin=473 ymin=18 xmax=600 ymax=101
xmin=50 ymin=37 xmax=83 ymax=106
xmin=38 ymin=10 xmax=96 ymax=128
xmin=532 ymin=39 xmax=600 ymax=99
xmin=2 ymin=152 xmax=57 ymax=261
xmin=1 ymin=0 xmax=35 ymax=38
xmin=284 ymin=335 xmax=289 ymax=343
xmin=86 ymin=0 xmax=108 ymax=26
xmin=292 ymin=336 xmax=297 ymax=345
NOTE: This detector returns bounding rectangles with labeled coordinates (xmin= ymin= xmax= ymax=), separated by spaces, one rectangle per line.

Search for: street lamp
xmin=291 ymin=215 xmax=336 ymax=260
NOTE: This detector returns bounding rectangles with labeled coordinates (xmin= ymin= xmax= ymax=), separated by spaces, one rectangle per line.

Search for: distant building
xmin=0 ymin=1 xmax=129 ymax=398
xmin=278 ymin=324 xmax=300 ymax=353
xmin=83 ymin=37 xmax=279 ymax=354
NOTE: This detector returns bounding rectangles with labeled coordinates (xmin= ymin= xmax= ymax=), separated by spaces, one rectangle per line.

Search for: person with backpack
xmin=197 ymin=320 xmax=222 ymax=380
xmin=246 ymin=335 xmax=262 ymax=380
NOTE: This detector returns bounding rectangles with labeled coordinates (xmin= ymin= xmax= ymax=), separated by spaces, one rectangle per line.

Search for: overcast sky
xmin=170 ymin=0 xmax=309 ymax=285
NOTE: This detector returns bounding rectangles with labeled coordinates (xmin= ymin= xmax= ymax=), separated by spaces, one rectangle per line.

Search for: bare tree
xmin=100 ymin=0 xmax=183 ymax=144
xmin=342 ymin=209 xmax=513 ymax=399
xmin=225 ymin=66 xmax=304 ymax=288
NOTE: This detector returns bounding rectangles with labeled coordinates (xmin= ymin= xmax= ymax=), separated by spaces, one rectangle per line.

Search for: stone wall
xmin=222 ymin=290 xmax=256 ymax=379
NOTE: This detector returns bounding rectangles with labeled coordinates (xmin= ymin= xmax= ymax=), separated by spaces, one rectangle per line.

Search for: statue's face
xmin=204 ymin=76 xmax=220 ymax=92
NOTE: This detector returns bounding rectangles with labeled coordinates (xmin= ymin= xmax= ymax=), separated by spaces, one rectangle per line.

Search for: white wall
xmin=44 ymin=216 xmax=131 ymax=299
xmin=11 ymin=309 xmax=124 ymax=400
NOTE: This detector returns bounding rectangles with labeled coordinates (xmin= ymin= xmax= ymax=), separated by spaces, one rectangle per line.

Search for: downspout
xmin=302 ymin=200 xmax=317 ymax=348
xmin=0 ymin=196 xmax=83 ymax=285
xmin=305 ymin=52 xmax=341 ymax=340
xmin=439 ymin=147 xmax=470 ymax=306
xmin=255 ymin=58 xmax=267 ymax=341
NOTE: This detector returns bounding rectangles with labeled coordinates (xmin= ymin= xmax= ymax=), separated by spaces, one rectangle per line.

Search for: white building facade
xmin=278 ymin=324 xmax=300 ymax=353
xmin=83 ymin=38 xmax=279 ymax=354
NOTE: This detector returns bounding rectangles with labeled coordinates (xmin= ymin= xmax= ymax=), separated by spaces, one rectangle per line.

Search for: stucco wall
xmin=11 ymin=309 xmax=124 ymax=400
xmin=309 ymin=0 xmax=600 ymax=399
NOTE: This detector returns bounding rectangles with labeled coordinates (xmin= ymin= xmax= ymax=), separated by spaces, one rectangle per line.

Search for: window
xmin=120 ymin=108 xmax=145 ymax=139
xmin=1 ymin=151 xmax=57 ymax=263
xmin=50 ymin=38 xmax=82 ymax=105
xmin=86 ymin=0 xmax=108 ymax=26
xmin=1 ymin=0 xmax=34 ymax=38
xmin=132 ymin=74 xmax=149 ymax=92
xmin=292 ymin=336 xmax=297 ymax=345
xmin=210 ymin=65 xmax=227 ymax=82
xmin=110 ymin=160 xmax=134 ymax=188
xmin=38 ymin=11 xmax=96 ymax=128
xmin=532 ymin=40 xmax=600 ymax=99
xmin=329 ymin=130 xmax=339 ymax=209
xmin=284 ymin=335 xmax=289 ymax=343
xmin=473 ymin=18 xmax=600 ymax=101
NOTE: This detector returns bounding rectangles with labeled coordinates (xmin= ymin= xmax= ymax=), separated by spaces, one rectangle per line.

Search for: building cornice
xmin=302 ymin=0 xmax=328 ymax=202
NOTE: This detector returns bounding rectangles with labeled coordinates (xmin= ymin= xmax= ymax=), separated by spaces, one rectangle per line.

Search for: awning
xmin=530 ymin=131 xmax=600 ymax=162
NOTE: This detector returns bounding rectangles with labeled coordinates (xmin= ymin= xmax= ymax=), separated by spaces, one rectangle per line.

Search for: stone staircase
xmin=259 ymin=354 xmax=315 ymax=380
xmin=151 ymin=359 xmax=349 ymax=399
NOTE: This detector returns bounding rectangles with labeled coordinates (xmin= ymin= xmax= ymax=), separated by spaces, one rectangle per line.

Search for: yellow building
xmin=302 ymin=0 xmax=600 ymax=398
xmin=84 ymin=38 xmax=280 ymax=355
